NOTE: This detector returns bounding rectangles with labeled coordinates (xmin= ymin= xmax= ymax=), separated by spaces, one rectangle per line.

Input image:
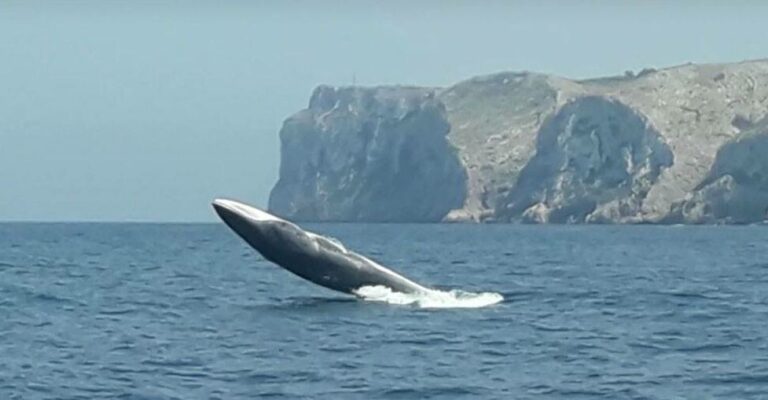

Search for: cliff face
xmin=439 ymin=72 xmax=560 ymax=221
xmin=665 ymin=118 xmax=768 ymax=224
xmin=499 ymin=96 xmax=674 ymax=224
xmin=268 ymin=86 xmax=466 ymax=222
xmin=269 ymin=60 xmax=768 ymax=224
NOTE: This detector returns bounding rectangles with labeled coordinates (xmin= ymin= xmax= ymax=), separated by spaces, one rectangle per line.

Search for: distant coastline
xmin=268 ymin=59 xmax=768 ymax=225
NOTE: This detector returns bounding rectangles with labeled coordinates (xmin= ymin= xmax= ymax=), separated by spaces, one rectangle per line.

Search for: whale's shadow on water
xmin=243 ymin=296 xmax=396 ymax=313
xmin=229 ymin=297 xmax=359 ymax=316
xmin=273 ymin=296 xmax=358 ymax=310
xmin=263 ymin=295 xmax=435 ymax=311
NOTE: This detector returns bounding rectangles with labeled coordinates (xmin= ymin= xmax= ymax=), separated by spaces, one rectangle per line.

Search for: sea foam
xmin=354 ymin=285 xmax=503 ymax=309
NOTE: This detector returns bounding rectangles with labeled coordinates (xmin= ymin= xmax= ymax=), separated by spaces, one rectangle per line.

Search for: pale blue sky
xmin=1 ymin=1 xmax=766 ymax=222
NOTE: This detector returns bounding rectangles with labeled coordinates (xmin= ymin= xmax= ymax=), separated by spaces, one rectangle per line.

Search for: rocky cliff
xmin=269 ymin=60 xmax=768 ymax=224
xmin=268 ymin=86 xmax=466 ymax=222
xmin=665 ymin=118 xmax=768 ymax=224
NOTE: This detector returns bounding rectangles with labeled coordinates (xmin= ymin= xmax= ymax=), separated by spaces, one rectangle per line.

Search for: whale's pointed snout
xmin=212 ymin=198 xmax=282 ymax=223
xmin=212 ymin=199 xmax=250 ymax=238
xmin=212 ymin=199 xmax=239 ymax=227
xmin=212 ymin=198 xmax=247 ymax=221
xmin=212 ymin=198 xmax=284 ymax=253
xmin=212 ymin=198 xmax=287 ymax=243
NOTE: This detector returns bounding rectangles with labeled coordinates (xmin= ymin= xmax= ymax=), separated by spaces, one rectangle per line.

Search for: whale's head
xmin=212 ymin=198 xmax=283 ymax=224
xmin=212 ymin=198 xmax=315 ymax=261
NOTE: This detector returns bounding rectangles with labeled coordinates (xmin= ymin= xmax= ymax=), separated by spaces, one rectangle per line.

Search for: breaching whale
xmin=212 ymin=199 xmax=431 ymax=295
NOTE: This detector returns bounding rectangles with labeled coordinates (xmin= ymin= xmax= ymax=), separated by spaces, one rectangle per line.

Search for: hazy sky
xmin=2 ymin=1 xmax=767 ymax=222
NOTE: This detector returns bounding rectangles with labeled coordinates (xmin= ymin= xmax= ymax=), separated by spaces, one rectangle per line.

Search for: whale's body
xmin=212 ymin=199 xmax=430 ymax=295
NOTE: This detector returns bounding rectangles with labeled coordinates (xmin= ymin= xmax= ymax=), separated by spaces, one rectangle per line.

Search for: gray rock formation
xmin=269 ymin=60 xmax=768 ymax=224
xmin=665 ymin=118 xmax=768 ymax=224
xmin=499 ymin=96 xmax=674 ymax=224
xmin=268 ymin=85 xmax=466 ymax=222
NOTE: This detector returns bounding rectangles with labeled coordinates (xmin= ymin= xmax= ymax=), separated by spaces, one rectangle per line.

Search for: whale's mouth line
xmin=213 ymin=198 xmax=284 ymax=222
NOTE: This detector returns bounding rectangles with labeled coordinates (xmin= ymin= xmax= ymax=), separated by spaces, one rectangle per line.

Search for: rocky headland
xmin=269 ymin=60 xmax=768 ymax=224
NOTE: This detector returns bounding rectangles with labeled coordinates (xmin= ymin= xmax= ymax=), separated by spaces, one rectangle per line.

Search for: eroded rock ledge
xmin=269 ymin=60 xmax=768 ymax=224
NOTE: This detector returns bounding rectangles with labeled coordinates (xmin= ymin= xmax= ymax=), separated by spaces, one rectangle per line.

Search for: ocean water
xmin=1 ymin=223 xmax=767 ymax=399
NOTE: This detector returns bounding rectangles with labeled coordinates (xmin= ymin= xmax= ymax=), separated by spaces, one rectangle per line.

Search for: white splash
xmin=354 ymin=285 xmax=503 ymax=309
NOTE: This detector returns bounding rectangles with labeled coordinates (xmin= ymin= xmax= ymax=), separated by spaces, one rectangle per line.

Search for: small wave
xmin=353 ymin=285 xmax=503 ymax=309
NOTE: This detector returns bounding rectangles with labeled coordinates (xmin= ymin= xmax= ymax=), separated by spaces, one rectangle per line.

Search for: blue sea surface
xmin=1 ymin=223 xmax=767 ymax=399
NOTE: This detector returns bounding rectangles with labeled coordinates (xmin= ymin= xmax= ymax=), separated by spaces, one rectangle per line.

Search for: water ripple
xmin=1 ymin=223 xmax=767 ymax=399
